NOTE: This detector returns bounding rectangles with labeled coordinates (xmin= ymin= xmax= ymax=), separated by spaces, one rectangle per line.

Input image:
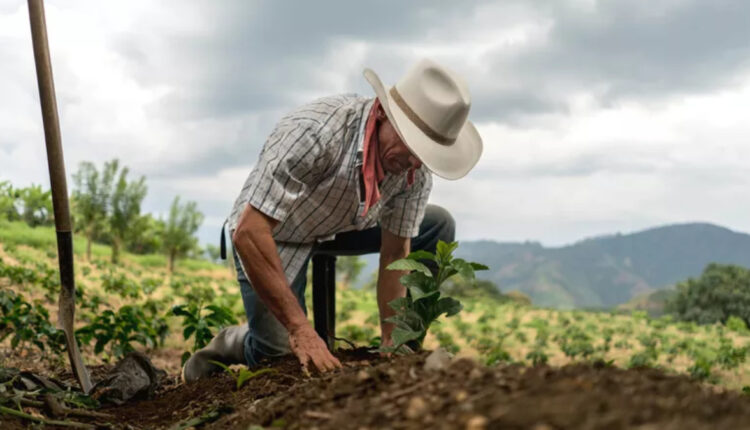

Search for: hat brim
xmin=363 ymin=67 xmax=483 ymax=180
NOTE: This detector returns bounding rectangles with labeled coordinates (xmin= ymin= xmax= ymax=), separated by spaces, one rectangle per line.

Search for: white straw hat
xmin=363 ymin=58 xmax=483 ymax=180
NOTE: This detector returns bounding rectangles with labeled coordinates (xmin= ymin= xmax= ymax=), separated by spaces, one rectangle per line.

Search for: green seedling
xmin=381 ymin=240 xmax=488 ymax=353
xmin=172 ymin=302 xmax=237 ymax=352
xmin=208 ymin=360 xmax=275 ymax=390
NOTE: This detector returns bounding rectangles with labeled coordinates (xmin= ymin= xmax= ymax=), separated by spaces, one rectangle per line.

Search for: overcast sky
xmin=2 ymin=0 xmax=749 ymax=247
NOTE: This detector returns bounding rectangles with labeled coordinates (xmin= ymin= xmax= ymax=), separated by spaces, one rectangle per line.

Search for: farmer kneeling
xmin=182 ymin=58 xmax=483 ymax=381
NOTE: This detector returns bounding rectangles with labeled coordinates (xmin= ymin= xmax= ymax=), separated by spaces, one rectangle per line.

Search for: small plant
xmin=716 ymin=337 xmax=747 ymax=370
xmin=380 ymin=241 xmax=487 ymax=353
xmin=208 ymin=360 xmax=275 ymax=390
xmin=485 ymin=343 xmax=513 ymax=366
xmin=628 ymin=350 xmax=657 ymax=368
xmin=688 ymin=356 xmax=714 ymax=381
xmin=436 ymin=331 xmax=460 ymax=354
xmin=726 ymin=316 xmax=749 ymax=333
xmin=173 ymin=302 xmax=238 ymax=364
xmin=75 ymin=305 xmax=168 ymax=359
xmin=0 ymin=289 xmax=66 ymax=354
xmin=557 ymin=326 xmax=594 ymax=359
xmin=526 ymin=348 xmax=549 ymax=366
xmin=100 ymin=269 xmax=141 ymax=299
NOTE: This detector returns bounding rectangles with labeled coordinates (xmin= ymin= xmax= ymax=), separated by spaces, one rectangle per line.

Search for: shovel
xmin=27 ymin=0 xmax=92 ymax=394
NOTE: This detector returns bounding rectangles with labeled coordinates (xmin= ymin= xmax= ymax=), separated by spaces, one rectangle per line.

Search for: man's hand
xmin=288 ymin=323 xmax=342 ymax=373
xmin=234 ymin=205 xmax=341 ymax=373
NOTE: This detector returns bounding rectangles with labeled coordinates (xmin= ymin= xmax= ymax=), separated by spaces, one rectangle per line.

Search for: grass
xmin=0 ymin=219 xmax=219 ymax=273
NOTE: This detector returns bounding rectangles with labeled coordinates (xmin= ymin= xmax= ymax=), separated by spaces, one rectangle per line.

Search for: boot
xmin=181 ymin=324 xmax=249 ymax=382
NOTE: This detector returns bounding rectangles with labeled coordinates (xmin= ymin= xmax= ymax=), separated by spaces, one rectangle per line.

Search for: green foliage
xmin=0 ymin=289 xmax=66 ymax=354
xmin=108 ymin=162 xmax=148 ymax=264
xmin=0 ymin=181 xmax=20 ymax=221
xmin=72 ymin=160 xmax=118 ymax=260
xmin=75 ymin=305 xmax=168 ymax=359
xmin=338 ymin=324 xmax=376 ymax=345
xmin=380 ymin=240 xmax=487 ymax=353
xmin=17 ymin=184 xmax=53 ymax=227
xmin=162 ymin=196 xmax=204 ymax=272
xmin=716 ymin=338 xmax=747 ymax=370
xmin=127 ymin=214 xmax=165 ymax=255
xmin=336 ymin=256 xmax=366 ymax=287
xmin=556 ymin=326 xmax=594 ymax=359
xmin=688 ymin=356 xmax=714 ymax=381
xmin=667 ymin=264 xmax=750 ymax=327
xmin=726 ymin=315 xmax=749 ymax=333
xmin=172 ymin=303 xmax=238 ymax=352
xmin=628 ymin=350 xmax=658 ymax=368
xmin=526 ymin=348 xmax=549 ymax=365
xmin=208 ymin=360 xmax=276 ymax=390
xmin=101 ymin=269 xmax=141 ymax=299
xmin=436 ymin=331 xmax=460 ymax=354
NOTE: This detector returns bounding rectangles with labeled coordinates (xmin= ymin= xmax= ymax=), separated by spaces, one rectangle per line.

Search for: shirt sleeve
xmin=379 ymin=167 xmax=433 ymax=238
xmin=244 ymin=120 xmax=330 ymax=223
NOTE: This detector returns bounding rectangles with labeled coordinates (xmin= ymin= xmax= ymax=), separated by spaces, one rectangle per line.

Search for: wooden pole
xmin=27 ymin=0 xmax=92 ymax=394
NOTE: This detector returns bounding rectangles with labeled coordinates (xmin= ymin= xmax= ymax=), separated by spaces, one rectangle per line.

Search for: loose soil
xmin=3 ymin=348 xmax=750 ymax=429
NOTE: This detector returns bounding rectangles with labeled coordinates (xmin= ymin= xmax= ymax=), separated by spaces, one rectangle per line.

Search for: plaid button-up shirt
xmin=227 ymin=94 xmax=432 ymax=283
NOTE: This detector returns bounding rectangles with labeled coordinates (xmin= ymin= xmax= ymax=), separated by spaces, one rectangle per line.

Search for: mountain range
xmin=357 ymin=223 xmax=750 ymax=309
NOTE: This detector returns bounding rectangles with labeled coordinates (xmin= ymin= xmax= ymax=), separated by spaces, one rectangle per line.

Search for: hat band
xmin=389 ymin=87 xmax=455 ymax=146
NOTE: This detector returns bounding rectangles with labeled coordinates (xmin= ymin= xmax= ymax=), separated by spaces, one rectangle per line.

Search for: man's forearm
xmin=377 ymin=253 xmax=408 ymax=339
xmin=232 ymin=210 xmax=309 ymax=333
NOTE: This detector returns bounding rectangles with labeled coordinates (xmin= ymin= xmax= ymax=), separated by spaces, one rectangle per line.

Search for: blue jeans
xmin=234 ymin=204 xmax=455 ymax=366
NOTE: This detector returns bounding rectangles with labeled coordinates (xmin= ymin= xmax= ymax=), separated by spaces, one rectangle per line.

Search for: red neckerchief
xmin=361 ymin=100 xmax=416 ymax=217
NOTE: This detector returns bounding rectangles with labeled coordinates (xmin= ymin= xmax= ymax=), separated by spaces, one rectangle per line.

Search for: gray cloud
xmin=474 ymin=0 xmax=750 ymax=122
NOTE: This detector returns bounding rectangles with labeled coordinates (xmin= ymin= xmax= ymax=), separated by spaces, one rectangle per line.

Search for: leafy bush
xmin=688 ymin=356 xmax=714 ymax=381
xmin=727 ymin=315 xmax=749 ymax=333
xmin=667 ymin=264 xmax=750 ymax=327
xmin=75 ymin=305 xmax=168 ymax=359
xmin=101 ymin=269 xmax=141 ymax=299
xmin=557 ymin=326 xmax=594 ymax=359
xmin=0 ymin=289 xmax=66 ymax=354
xmin=526 ymin=349 xmax=549 ymax=366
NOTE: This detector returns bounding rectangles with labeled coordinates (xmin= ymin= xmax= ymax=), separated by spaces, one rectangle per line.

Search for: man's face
xmin=377 ymin=110 xmax=423 ymax=175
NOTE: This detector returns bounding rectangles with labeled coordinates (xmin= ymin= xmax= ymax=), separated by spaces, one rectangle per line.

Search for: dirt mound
xmin=4 ymin=348 xmax=750 ymax=429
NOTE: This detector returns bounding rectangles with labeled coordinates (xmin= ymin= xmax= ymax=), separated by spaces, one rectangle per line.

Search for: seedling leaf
xmin=387 ymin=259 xmax=433 ymax=277
xmin=406 ymin=250 xmax=435 ymax=262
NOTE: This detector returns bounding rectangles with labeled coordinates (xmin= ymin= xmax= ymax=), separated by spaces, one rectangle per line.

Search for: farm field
xmin=2 ymin=220 xmax=750 ymax=428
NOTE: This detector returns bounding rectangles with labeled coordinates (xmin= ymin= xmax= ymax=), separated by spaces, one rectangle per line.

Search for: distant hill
xmin=358 ymin=223 xmax=750 ymax=309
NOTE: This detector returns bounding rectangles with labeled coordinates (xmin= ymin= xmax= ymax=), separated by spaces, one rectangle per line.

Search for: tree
xmin=336 ymin=256 xmax=366 ymax=288
xmin=126 ymin=214 xmax=165 ymax=255
xmin=71 ymin=161 xmax=117 ymax=260
xmin=162 ymin=196 xmax=203 ymax=272
xmin=18 ymin=184 xmax=53 ymax=227
xmin=0 ymin=181 xmax=20 ymax=221
xmin=666 ymin=263 xmax=750 ymax=327
xmin=108 ymin=166 xmax=147 ymax=264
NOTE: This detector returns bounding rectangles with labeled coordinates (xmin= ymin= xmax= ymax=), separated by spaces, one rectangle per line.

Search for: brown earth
xmin=3 ymin=348 xmax=750 ymax=429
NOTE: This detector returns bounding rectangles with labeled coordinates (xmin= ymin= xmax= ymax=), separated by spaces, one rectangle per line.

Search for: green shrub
xmin=667 ymin=264 xmax=750 ymax=327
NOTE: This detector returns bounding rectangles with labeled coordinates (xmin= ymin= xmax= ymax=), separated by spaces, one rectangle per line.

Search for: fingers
xmin=309 ymin=346 xmax=342 ymax=373
xmin=289 ymin=324 xmax=343 ymax=374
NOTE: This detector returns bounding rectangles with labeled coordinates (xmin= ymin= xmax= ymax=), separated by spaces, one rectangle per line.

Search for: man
xmin=182 ymin=58 xmax=483 ymax=381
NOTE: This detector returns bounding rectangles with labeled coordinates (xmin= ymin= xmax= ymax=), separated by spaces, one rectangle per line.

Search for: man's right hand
xmin=288 ymin=323 xmax=342 ymax=373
